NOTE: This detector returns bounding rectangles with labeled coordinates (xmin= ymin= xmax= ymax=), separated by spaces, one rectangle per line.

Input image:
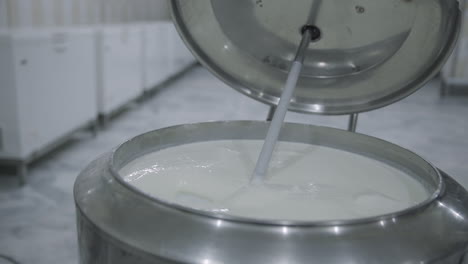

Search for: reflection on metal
xmin=348 ymin=113 xmax=359 ymax=132
xmin=439 ymin=201 xmax=465 ymax=220
xmin=333 ymin=226 xmax=341 ymax=235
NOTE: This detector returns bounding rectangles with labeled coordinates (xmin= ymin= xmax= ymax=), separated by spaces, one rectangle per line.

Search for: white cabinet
xmin=142 ymin=22 xmax=173 ymax=91
xmin=142 ymin=22 xmax=196 ymax=92
xmin=96 ymin=25 xmax=144 ymax=116
xmin=168 ymin=23 xmax=196 ymax=74
xmin=0 ymin=28 xmax=97 ymax=160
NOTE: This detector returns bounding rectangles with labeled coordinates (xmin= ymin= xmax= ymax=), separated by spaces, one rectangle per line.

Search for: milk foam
xmin=119 ymin=140 xmax=429 ymax=221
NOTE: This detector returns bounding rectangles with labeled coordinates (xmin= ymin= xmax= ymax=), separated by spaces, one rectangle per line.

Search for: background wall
xmin=0 ymin=0 xmax=8 ymax=29
xmin=0 ymin=0 xmax=171 ymax=29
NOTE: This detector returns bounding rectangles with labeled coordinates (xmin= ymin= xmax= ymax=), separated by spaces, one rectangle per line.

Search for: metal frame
xmin=266 ymin=106 xmax=360 ymax=132
xmin=347 ymin=113 xmax=359 ymax=132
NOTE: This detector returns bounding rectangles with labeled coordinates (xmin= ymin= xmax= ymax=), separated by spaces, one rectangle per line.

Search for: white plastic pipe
xmin=252 ymin=61 xmax=304 ymax=183
xmin=252 ymin=30 xmax=312 ymax=183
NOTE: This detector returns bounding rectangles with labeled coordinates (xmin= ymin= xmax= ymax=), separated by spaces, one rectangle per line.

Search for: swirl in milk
xmin=119 ymin=140 xmax=429 ymax=221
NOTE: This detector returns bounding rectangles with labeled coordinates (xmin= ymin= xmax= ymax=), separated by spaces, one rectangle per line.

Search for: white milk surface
xmin=119 ymin=140 xmax=430 ymax=221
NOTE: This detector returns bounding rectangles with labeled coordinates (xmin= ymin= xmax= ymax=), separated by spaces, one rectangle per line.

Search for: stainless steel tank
xmin=75 ymin=0 xmax=468 ymax=263
xmin=75 ymin=121 xmax=468 ymax=264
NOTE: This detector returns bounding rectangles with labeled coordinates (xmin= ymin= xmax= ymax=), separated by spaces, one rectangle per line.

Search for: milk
xmin=119 ymin=140 xmax=429 ymax=221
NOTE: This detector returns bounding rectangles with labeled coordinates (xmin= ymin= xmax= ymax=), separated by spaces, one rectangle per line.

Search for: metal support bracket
xmin=348 ymin=113 xmax=359 ymax=132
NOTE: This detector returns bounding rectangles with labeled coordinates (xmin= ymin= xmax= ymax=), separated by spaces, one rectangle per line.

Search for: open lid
xmin=170 ymin=0 xmax=461 ymax=115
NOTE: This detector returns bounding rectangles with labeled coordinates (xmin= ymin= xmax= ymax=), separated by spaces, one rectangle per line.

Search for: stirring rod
xmin=252 ymin=29 xmax=313 ymax=184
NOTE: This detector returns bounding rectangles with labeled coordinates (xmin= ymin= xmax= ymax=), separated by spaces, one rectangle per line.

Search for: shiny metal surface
xmin=170 ymin=0 xmax=461 ymax=114
xmin=75 ymin=121 xmax=468 ymax=263
xmin=348 ymin=113 xmax=359 ymax=132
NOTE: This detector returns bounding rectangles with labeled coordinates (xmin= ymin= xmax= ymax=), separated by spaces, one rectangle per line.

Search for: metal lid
xmin=170 ymin=0 xmax=461 ymax=115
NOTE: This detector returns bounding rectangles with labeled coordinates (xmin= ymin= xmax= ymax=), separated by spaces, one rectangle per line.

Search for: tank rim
xmin=109 ymin=120 xmax=445 ymax=227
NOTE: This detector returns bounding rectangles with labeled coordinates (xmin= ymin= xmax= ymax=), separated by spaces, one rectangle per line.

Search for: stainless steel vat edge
xmin=74 ymin=121 xmax=468 ymax=264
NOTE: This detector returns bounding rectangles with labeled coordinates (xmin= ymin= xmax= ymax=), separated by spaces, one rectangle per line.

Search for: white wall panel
xmin=41 ymin=0 xmax=56 ymax=28
xmin=52 ymin=0 xmax=65 ymax=27
xmin=100 ymin=0 xmax=115 ymax=24
xmin=143 ymin=22 xmax=173 ymax=90
xmin=7 ymin=0 xmax=30 ymax=28
xmin=62 ymin=0 xmax=74 ymax=26
xmin=134 ymin=0 xmax=147 ymax=22
xmin=127 ymin=0 xmax=138 ymax=23
xmin=76 ymin=0 xmax=89 ymax=25
xmin=168 ymin=23 xmax=195 ymax=74
xmin=152 ymin=0 xmax=170 ymax=21
xmin=123 ymin=0 xmax=132 ymax=24
xmin=97 ymin=25 xmax=144 ymax=115
xmin=2 ymin=0 xmax=171 ymax=29
xmin=71 ymin=0 xmax=80 ymax=24
xmin=83 ymin=0 xmax=100 ymax=25
xmin=141 ymin=0 xmax=151 ymax=21
xmin=30 ymin=0 xmax=44 ymax=27
xmin=119 ymin=0 xmax=129 ymax=23
xmin=0 ymin=0 xmax=9 ymax=29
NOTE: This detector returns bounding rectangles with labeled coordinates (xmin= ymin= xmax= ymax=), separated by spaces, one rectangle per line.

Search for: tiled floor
xmin=1 ymin=66 xmax=468 ymax=264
